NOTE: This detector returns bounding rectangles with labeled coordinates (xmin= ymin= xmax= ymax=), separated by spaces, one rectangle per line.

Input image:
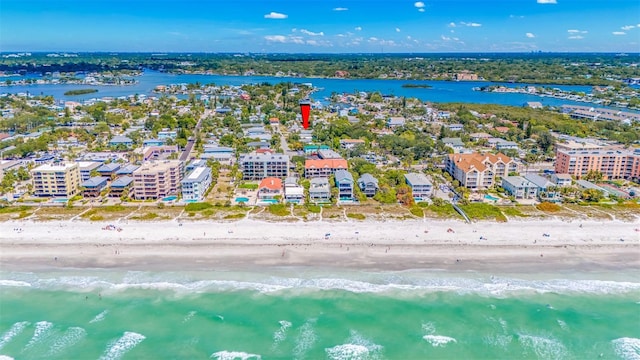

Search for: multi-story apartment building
xmin=132 ymin=160 xmax=184 ymax=200
xmin=239 ymin=152 xmax=289 ymax=180
xmin=304 ymin=159 xmax=348 ymax=179
xmin=555 ymin=148 xmax=640 ymax=180
xmin=31 ymin=162 xmax=81 ymax=197
xmin=181 ymin=166 xmax=212 ymax=202
xmin=445 ymin=153 xmax=517 ymax=190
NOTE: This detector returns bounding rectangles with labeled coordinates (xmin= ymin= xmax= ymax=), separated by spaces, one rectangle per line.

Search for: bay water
xmin=1 ymin=267 xmax=639 ymax=359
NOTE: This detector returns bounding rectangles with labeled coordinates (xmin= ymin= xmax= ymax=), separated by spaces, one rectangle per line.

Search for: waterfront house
xmin=81 ymin=176 xmax=109 ymax=198
xmin=257 ymin=177 xmax=283 ymax=201
xmin=524 ymin=173 xmax=560 ymax=202
xmin=405 ymin=173 xmax=432 ymax=202
xmin=334 ymin=169 xmax=354 ymax=201
xmin=502 ymin=176 xmax=538 ymax=200
xmin=284 ymin=177 xmax=304 ymax=204
xmin=109 ymin=176 xmax=133 ymax=198
xmin=357 ymin=173 xmax=379 ymax=197
xmin=309 ymin=177 xmax=331 ymax=203
xmin=551 ymin=173 xmax=572 ymax=187
xmin=31 ymin=162 xmax=80 ymax=198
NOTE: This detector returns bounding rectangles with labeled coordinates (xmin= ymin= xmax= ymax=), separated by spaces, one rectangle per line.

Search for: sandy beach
xmin=2 ymin=218 xmax=639 ymax=272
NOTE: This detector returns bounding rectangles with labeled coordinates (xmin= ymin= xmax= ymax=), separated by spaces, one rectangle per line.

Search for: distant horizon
xmin=2 ymin=0 xmax=639 ymax=53
xmin=2 ymin=51 xmax=640 ymax=56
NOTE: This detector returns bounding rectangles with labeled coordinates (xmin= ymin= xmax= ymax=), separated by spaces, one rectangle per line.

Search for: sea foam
xmin=24 ymin=321 xmax=54 ymax=350
xmin=326 ymin=330 xmax=383 ymax=360
xmin=0 ymin=355 xmax=15 ymax=360
xmin=272 ymin=320 xmax=292 ymax=348
xmin=210 ymin=350 xmax=261 ymax=360
xmin=47 ymin=327 xmax=86 ymax=356
xmin=612 ymin=337 xmax=640 ymax=360
xmin=90 ymin=310 xmax=109 ymax=324
xmin=518 ymin=334 xmax=568 ymax=360
xmin=423 ymin=335 xmax=457 ymax=347
xmin=0 ymin=280 xmax=31 ymax=287
xmin=293 ymin=320 xmax=317 ymax=360
xmin=99 ymin=331 xmax=145 ymax=360
xmin=0 ymin=322 xmax=30 ymax=350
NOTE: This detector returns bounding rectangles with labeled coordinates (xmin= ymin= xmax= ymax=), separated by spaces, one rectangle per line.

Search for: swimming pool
xmin=260 ymin=199 xmax=278 ymax=204
xmin=235 ymin=197 xmax=250 ymax=203
xmin=162 ymin=195 xmax=177 ymax=202
xmin=484 ymin=194 xmax=499 ymax=201
xmin=52 ymin=198 xmax=68 ymax=203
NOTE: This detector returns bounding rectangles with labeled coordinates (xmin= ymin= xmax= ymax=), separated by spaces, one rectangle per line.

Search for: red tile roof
xmin=259 ymin=177 xmax=282 ymax=190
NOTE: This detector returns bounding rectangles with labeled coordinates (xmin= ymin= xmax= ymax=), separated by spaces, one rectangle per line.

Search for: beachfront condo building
xmin=132 ymin=160 xmax=184 ymax=200
xmin=555 ymin=148 xmax=640 ymax=180
xmin=405 ymin=173 xmax=433 ymax=202
xmin=445 ymin=152 xmax=518 ymax=190
xmin=31 ymin=162 xmax=81 ymax=197
xmin=181 ymin=166 xmax=212 ymax=202
xmin=239 ymin=152 xmax=289 ymax=180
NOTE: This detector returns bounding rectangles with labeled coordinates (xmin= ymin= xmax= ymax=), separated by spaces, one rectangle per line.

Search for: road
xmin=179 ymin=110 xmax=210 ymax=162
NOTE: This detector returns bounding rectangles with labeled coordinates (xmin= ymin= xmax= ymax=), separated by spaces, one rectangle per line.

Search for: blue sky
xmin=1 ymin=0 xmax=639 ymax=53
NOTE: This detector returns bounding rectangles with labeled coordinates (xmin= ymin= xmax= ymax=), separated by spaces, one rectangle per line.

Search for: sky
xmin=1 ymin=0 xmax=639 ymax=53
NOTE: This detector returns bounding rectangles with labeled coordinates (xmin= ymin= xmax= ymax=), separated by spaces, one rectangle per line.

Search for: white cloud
xmin=264 ymin=12 xmax=287 ymax=19
xmin=454 ymin=22 xmax=482 ymax=27
xmin=368 ymin=37 xmax=379 ymax=42
xmin=448 ymin=22 xmax=456 ymax=27
xmin=467 ymin=22 xmax=482 ymax=27
xmin=414 ymin=1 xmax=425 ymax=8
xmin=396 ymin=28 xmax=401 ymax=32
xmin=567 ymin=29 xmax=588 ymax=34
xmin=289 ymin=36 xmax=305 ymax=44
xmin=621 ymin=25 xmax=636 ymax=31
xmin=612 ymin=31 xmax=626 ymax=35
xmin=407 ymin=35 xmax=412 ymax=39
xmin=568 ymin=35 xmax=584 ymax=39
xmin=333 ymin=7 xmax=348 ymax=11
xmin=264 ymin=35 xmax=287 ymax=42
xmin=355 ymin=26 xmax=362 ymax=31
xmin=418 ymin=8 xmax=425 ymax=12
xmin=537 ymin=0 xmax=557 ymax=4
xmin=300 ymin=29 xmax=324 ymax=36
xmin=526 ymin=33 xmax=535 ymax=38
xmin=441 ymin=35 xmax=451 ymax=41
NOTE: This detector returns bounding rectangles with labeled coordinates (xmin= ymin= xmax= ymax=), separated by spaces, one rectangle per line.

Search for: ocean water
xmin=1 ymin=268 xmax=639 ymax=360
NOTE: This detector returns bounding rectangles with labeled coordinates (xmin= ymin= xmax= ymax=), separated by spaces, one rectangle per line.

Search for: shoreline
xmin=2 ymin=218 xmax=639 ymax=273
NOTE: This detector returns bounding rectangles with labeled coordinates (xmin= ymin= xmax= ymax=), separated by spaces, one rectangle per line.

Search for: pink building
xmin=555 ymin=149 xmax=640 ymax=180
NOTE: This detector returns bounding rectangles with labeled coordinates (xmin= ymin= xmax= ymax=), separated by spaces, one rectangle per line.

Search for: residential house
xmin=447 ymin=123 xmax=464 ymax=132
xmin=405 ymin=173 xmax=432 ymax=202
xmin=441 ymin=137 xmax=465 ymax=152
xmin=334 ymin=169 xmax=354 ymax=201
xmin=339 ymin=139 xmax=365 ymax=150
xmin=357 ymin=173 xmax=379 ymax=197
xmin=143 ymin=139 xmax=165 ymax=147
xmin=446 ymin=153 xmax=518 ymax=190
xmin=284 ymin=177 xmax=304 ymax=204
xmin=81 ymin=176 xmax=109 ymax=198
xmin=31 ymin=162 xmax=81 ymax=197
xmin=386 ymin=117 xmax=406 ymax=128
xmin=201 ymin=145 xmax=234 ymax=163
xmin=132 ymin=160 xmax=184 ymax=200
xmin=309 ymin=177 xmax=331 ymax=203
xmin=158 ymin=129 xmax=177 ymax=140
xmin=257 ymin=177 xmax=283 ymax=201
xmin=239 ymin=152 xmax=289 ymax=180
xmin=181 ymin=166 xmax=212 ymax=202
xmin=502 ymin=176 xmax=538 ymax=200
xmin=551 ymin=173 xmax=572 ymax=187
xmin=317 ymin=149 xmax=343 ymax=160
xmin=109 ymin=135 xmax=134 ymax=148
xmin=305 ymin=159 xmax=348 ymax=179
xmin=115 ymin=164 xmax=140 ymax=176
xmin=304 ymin=144 xmax=330 ymax=155
xmin=524 ymin=173 xmax=560 ymax=202
xmin=109 ymin=176 xmax=133 ymax=198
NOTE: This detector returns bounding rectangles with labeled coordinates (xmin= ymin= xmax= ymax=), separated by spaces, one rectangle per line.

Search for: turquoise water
xmin=485 ymin=194 xmax=500 ymax=201
xmin=260 ymin=199 xmax=279 ymax=204
xmin=51 ymin=198 xmax=68 ymax=203
xmin=1 ymin=269 xmax=639 ymax=360
xmin=161 ymin=196 xmax=177 ymax=202
xmin=235 ymin=197 xmax=249 ymax=203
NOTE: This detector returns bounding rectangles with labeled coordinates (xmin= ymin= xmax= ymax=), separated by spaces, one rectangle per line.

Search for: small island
xmin=63 ymin=88 xmax=98 ymax=96
xmin=401 ymin=83 xmax=432 ymax=88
